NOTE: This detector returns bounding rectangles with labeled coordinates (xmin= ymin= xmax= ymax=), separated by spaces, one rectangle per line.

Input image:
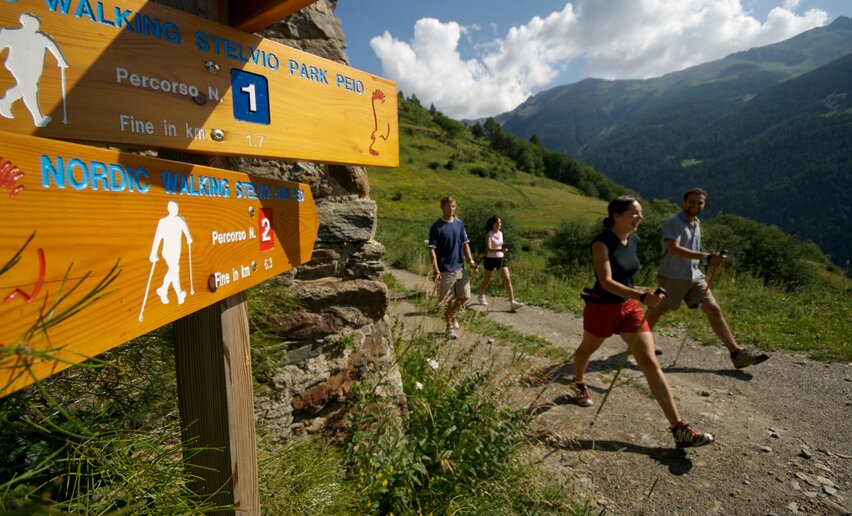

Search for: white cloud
xmin=369 ymin=0 xmax=828 ymax=119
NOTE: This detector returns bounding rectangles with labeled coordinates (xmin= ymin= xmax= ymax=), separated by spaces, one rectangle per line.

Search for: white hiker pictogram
xmin=139 ymin=201 xmax=194 ymax=321
xmin=0 ymin=13 xmax=69 ymax=128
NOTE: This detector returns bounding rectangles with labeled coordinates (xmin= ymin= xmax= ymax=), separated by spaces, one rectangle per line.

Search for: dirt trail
xmin=386 ymin=266 xmax=851 ymax=515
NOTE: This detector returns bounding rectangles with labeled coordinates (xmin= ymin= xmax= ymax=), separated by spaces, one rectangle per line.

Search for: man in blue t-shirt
xmin=429 ymin=196 xmax=478 ymax=339
xmin=647 ymin=188 xmax=769 ymax=369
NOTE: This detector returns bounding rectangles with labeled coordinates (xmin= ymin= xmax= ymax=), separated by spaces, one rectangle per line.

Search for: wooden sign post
xmin=0 ymin=131 xmax=320 ymax=513
xmin=1 ymin=0 xmax=399 ymax=513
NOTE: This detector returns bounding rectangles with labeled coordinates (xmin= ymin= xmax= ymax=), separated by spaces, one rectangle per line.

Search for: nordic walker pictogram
xmin=139 ymin=201 xmax=194 ymax=321
xmin=0 ymin=13 xmax=69 ymax=128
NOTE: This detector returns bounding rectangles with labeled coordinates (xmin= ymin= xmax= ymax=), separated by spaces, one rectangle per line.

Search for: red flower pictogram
xmin=0 ymin=157 xmax=24 ymax=198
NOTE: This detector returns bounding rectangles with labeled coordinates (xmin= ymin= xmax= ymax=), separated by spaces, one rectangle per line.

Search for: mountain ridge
xmin=496 ymin=16 xmax=852 ymax=264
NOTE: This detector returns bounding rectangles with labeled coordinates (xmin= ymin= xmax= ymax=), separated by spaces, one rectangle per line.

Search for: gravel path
xmin=386 ymin=266 xmax=851 ymax=515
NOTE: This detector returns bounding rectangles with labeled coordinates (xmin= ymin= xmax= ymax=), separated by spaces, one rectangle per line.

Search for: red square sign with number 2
xmin=259 ymin=208 xmax=274 ymax=252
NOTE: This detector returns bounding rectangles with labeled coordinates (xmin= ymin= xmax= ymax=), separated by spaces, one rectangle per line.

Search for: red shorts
xmin=583 ymin=299 xmax=649 ymax=338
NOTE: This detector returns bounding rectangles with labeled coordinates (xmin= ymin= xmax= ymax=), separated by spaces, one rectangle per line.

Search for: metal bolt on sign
xmin=204 ymin=60 xmax=221 ymax=74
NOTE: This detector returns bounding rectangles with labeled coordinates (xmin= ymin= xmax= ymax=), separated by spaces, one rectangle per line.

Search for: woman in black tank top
xmin=568 ymin=196 xmax=714 ymax=449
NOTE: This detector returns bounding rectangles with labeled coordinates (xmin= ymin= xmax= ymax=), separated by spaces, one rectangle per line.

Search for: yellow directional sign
xmin=0 ymin=131 xmax=320 ymax=396
xmin=0 ymin=0 xmax=398 ymax=166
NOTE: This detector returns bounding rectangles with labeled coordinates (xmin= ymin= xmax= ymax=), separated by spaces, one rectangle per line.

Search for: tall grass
xmin=343 ymin=321 xmax=587 ymax=515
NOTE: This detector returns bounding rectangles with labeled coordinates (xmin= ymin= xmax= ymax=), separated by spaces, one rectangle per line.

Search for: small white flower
xmin=414 ymin=381 xmax=424 ymax=390
xmin=427 ymin=358 xmax=440 ymax=370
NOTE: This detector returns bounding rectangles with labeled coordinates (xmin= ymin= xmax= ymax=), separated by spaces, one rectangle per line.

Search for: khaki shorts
xmin=437 ymin=268 xmax=471 ymax=305
xmin=657 ymin=275 xmax=716 ymax=310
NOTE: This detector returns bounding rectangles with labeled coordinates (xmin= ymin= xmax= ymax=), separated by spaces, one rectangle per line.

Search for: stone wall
xmin=240 ymin=0 xmax=403 ymax=440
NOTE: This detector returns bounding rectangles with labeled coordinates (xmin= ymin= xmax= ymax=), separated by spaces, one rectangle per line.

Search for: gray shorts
xmin=657 ymin=275 xmax=716 ymax=310
xmin=437 ymin=268 xmax=471 ymax=305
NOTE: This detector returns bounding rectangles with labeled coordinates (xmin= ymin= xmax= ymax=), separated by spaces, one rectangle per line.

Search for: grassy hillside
xmin=368 ymin=96 xmax=850 ymax=363
xmin=371 ymin=97 xmax=607 ymax=230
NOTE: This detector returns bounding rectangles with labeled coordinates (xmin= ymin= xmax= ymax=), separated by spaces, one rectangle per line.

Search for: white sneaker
xmin=478 ymin=294 xmax=488 ymax=306
xmin=446 ymin=327 xmax=458 ymax=340
xmin=451 ymin=317 xmax=460 ymax=329
xmin=510 ymin=300 xmax=524 ymax=310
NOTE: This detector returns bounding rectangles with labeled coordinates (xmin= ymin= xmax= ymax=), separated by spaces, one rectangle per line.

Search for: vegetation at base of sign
xmin=369 ymin=94 xmax=851 ymax=362
xmin=0 ymin=325 xmax=232 ymax=513
xmin=344 ymin=317 xmax=587 ymax=515
xmin=257 ymin=433 xmax=358 ymax=514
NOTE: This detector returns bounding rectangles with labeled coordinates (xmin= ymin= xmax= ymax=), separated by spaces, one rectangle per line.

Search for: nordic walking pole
xmin=591 ymin=287 xmax=667 ymax=426
xmin=188 ymin=242 xmax=195 ymax=295
xmin=60 ymin=65 xmax=68 ymax=124
xmin=669 ymin=250 xmax=728 ymax=368
xmin=138 ymin=259 xmax=157 ymax=322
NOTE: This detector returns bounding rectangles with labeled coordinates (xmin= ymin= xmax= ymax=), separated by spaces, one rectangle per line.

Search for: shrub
xmin=546 ymin=218 xmax=597 ymax=272
xmin=707 ymin=214 xmax=813 ymax=289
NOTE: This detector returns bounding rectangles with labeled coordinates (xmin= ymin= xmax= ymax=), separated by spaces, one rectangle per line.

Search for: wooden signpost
xmin=0 ymin=0 xmax=399 ymax=166
xmin=0 ymin=130 xmax=319 ymax=395
xmin=1 ymin=0 xmax=399 ymax=513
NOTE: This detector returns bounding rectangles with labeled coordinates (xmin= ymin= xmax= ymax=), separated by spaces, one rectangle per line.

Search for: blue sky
xmin=336 ymin=0 xmax=852 ymax=119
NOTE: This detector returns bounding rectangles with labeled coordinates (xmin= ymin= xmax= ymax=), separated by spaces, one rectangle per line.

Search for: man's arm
xmin=463 ymin=242 xmax=478 ymax=271
xmin=663 ymin=238 xmax=707 ymax=261
xmin=664 ymin=239 xmax=726 ymax=266
xmin=429 ymin=247 xmax=440 ymax=279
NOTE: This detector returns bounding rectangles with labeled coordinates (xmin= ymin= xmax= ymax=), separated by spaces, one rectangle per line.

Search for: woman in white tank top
xmin=476 ymin=216 xmax=523 ymax=311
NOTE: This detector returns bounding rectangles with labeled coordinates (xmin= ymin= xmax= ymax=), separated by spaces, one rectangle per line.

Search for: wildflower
xmin=427 ymin=358 xmax=440 ymax=370
xmin=376 ymin=471 xmax=383 ymax=479
xmin=387 ymin=464 xmax=395 ymax=474
xmin=414 ymin=381 xmax=424 ymax=390
xmin=382 ymin=478 xmax=388 ymax=487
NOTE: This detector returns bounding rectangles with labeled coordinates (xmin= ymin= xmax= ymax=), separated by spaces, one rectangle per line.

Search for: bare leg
xmin=646 ymin=304 xmax=668 ymax=330
xmin=446 ymin=297 xmax=467 ymax=327
xmin=702 ymin=300 xmax=740 ymax=353
xmin=572 ymin=331 xmax=605 ymax=383
xmin=477 ymin=269 xmax=493 ymax=295
xmin=622 ymin=332 xmax=682 ymax=426
xmin=500 ymin=267 xmax=515 ymax=301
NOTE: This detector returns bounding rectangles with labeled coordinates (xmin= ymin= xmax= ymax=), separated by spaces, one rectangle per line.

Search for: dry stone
xmin=243 ymin=0 xmax=402 ymax=442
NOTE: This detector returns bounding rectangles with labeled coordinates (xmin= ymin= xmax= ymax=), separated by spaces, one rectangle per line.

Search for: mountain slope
xmin=589 ymin=49 xmax=852 ymax=264
xmin=497 ymin=17 xmax=852 ymax=264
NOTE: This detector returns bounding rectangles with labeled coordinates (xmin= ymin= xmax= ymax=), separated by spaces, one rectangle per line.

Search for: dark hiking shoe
xmin=672 ymin=421 xmax=714 ymax=449
xmin=731 ymin=347 xmax=769 ymax=369
xmin=571 ymin=381 xmax=593 ymax=407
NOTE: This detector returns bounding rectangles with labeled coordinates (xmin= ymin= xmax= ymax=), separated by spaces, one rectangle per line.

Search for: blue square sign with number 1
xmin=231 ymin=70 xmax=271 ymax=125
